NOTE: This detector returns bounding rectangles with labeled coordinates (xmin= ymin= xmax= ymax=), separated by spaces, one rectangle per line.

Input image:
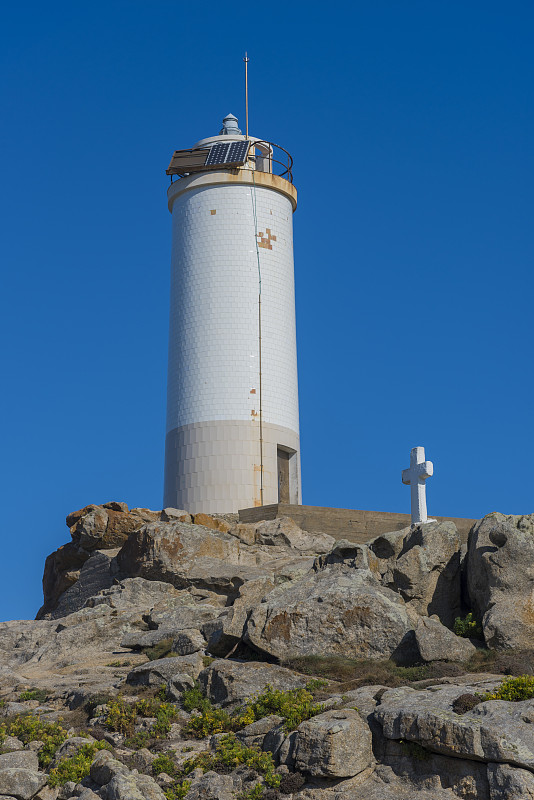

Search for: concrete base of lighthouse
xmin=163 ymin=420 xmax=301 ymax=514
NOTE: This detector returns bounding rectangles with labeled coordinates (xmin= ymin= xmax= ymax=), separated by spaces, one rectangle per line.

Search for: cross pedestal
xmin=402 ymin=446 xmax=434 ymax=525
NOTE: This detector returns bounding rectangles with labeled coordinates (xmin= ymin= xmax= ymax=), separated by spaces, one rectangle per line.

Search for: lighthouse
xmin=163 ymin=114 xmax=301 ymax=514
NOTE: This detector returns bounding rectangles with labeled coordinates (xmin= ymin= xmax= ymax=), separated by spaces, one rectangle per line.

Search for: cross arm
xmin=401 ymin=469 xmax=411 ymax=485
xmin=419 ymin=461 xmax=433 ymax=479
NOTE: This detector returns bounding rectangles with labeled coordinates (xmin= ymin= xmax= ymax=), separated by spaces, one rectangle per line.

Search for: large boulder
xmin=293 ymin=708 xmax=373 ymax=777
xmin=368 ymin=521 xmax=462 ymax=626
xmin=468 ymin=512 xmax=534 ymax=649
xmin=244 ymin=569 xmax=416 ymax=662
xmin=413 ymin=616 xmax=477 ymax=663
xmin=0 ymin=767 xmax=47 ymax=799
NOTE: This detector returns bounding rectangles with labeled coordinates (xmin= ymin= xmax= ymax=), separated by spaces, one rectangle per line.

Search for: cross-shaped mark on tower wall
xmin=257 ymin=228 xmax=277 ymax=250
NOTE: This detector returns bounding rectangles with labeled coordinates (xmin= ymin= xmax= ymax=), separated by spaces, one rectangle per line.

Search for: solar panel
xmin=166 ymin=148 xmax=209 ymax=175
xmin=205 ymin=140 xmax=250 ymax=167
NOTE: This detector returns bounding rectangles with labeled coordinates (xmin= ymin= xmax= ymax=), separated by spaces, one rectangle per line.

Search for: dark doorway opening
xmin=277 ymin=448 xmax=291 ymax=503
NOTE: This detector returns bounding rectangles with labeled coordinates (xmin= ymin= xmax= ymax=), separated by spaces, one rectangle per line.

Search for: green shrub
xmin=3 ymin=716 xmax=68 ymax=768
xmin=152 ymin=751 xmax=178 ymax=778
xmin=305 ymin=678 xmax=329 ymax=692
xmin=136 ymin=698 xmax=179 ymax=738
xmin=182 ymin=683 xmax=211 ymax=713
xmin=104 ymin=697 xmax=137 ymax=736
xmin=124 ymin=730 xmax=150 ymax=750
xmin=105 ymin=696 xmax=179 ymax=740
xmin=453 ymin=613 xmax=483 ymax=639
xmin=142 ymin=638 xmax=178 ymax=661
xmin=247 ymin=685 xmax=324 ymax=732
xmin=186 ymin=705 xmax=238 ymax=738
xmin=48 ymin=741 xmax=110 ymax=787
xmin=184 ymin=683 xmax=324 ymax=739
xmin=239 ymin=785 xmax=265 ymax=799
xmin=151 ymin=752 xmax=192 ymax=799
xmin=84 ymin=692 xmax=115 ymax=718
xmin=163 ymin=781 xmax=191 ymax=800
xmin=183 ymin=734 xmax=280 ymax=789
xmin=481 ymin=675 xmax=534 ymax=702
xmin=18 ymin=689 xmax=49 ymax=703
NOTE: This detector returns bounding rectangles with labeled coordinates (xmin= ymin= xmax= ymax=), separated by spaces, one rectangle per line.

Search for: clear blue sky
xmin=1 ymin=1 xmax=533 ymax=621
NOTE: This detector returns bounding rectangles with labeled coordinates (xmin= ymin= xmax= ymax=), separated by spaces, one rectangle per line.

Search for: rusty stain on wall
xmin=210 ymin=209 xmax=216 ymax=215
xmin=253 ymin=464 xmax=262 ymax=507
xmin=257 ymin=228 xmax=276 ymax=250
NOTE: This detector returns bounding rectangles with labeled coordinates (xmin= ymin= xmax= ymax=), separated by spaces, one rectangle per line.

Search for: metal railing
xmin=168 ymin=139 xmax=294 ymax=184
xmin=248 ymin=140 xmax=293 ymax=183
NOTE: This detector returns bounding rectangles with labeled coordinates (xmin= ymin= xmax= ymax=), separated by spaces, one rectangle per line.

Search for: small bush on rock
xmin=453 ymin=613 xmax=483 ymax=639
xmin=0 ymin=715 xmax=68 ymax=768
xmin=105 ymin=696 xmax=179 ymax=739
xmin=124 ymin=730 xmax=150 ymax=749
xmin=84 ymin=692 xmax=115 ymax=718
xmin=246 ymin=685 xmax=324 ymax=732
xmin=152 ymin=751 xmax=179 ymax=779
xmin=149 ymin=751 xmax=191 ymax=800
xmin=182 ymin=683 xmax=211 ymax=714
xmin=18 ymin=688 xmax=49 ymax=703
xmin=185 ymin=704 xmax=238 ymax=738
xmin=184 ymin=683 xmax=324 ymax=738
xmin=163 ymin=782 xmax=191 ymax=800
xmin=239 ymin=785 xmax=265 ymax=799
xmin=482 ymin=675 xmax=534 ymax=702
xmin=452 ymin=694 xmax=480 ymax=714
xmin=143 ymin=638 xmax=178 ymax=661
xmin=104 ymin=696 xmax=137 ymax=735
xmin=183 ymin=734 xmax=280 ymax=789
xmin=278 ymin=771 xmax=306 ymax=794
xmin=48 ymin=740 xmax=110 ymax=787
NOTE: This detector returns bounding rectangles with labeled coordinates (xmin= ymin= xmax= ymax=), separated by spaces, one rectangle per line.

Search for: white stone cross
xmin=402 ymin=446 xmax=434 ymax=524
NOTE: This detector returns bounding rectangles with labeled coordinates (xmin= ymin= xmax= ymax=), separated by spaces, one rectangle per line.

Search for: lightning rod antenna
xmin=243 ymin=52 xmax=250 ymax=139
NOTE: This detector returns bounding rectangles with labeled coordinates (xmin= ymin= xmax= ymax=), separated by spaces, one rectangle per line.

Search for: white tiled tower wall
xmin=164 ymin=173 xmax=301 ymax=513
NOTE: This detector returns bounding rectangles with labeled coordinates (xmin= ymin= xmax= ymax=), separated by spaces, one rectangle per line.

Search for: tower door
xmin=277 ymin=448 xmax=290 ymax=503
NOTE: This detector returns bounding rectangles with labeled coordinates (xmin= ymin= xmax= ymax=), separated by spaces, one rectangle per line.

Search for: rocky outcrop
xmin=38 ymin=503 xmax=192 ymax=618
xmin=8 ymin=500 xmax=534 ymax=798
xmin=116 ymin=520 xmax=313 ymax=601
xmin=468 ymin=512 xmax=534 ymax=649
xmin=368 ymin=521 xmax=462 ymax=626
xmin=244 ymin=569 xmax=417 ymax=662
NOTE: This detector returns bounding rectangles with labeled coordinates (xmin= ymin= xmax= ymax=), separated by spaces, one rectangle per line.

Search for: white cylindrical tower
xmin=163 ymin=114 xmax=301 ymax=513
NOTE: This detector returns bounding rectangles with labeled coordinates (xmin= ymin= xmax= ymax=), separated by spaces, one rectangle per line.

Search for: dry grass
xmin=284 ymin=649 xmax=534 ymax=692
xmin=283 ymin=655 xmax=433 ymax=690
